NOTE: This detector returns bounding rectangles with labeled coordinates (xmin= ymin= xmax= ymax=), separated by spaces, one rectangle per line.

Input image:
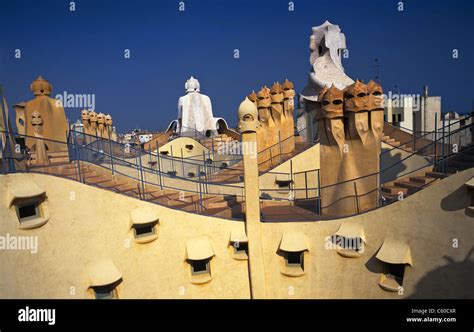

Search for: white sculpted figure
xmin=301 ymin=21 xmax=354 ymax=101
xmin=171 ymin=76 xmax=228 ymax=137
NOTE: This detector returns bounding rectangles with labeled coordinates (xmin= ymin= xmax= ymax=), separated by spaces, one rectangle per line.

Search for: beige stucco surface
xmin=1 ymin=167 xmax=473 ymax=299
xmin=156 ymin=136 xmax=209 ymax=159
xmin=261 ymin=168 xmax=474 ymax=298
xmin=0 ymin=173 xmax=249 ymax=299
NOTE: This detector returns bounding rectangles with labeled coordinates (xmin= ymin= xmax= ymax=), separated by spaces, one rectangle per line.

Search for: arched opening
xmin=216 ymin=119 xmax=228 ymax=134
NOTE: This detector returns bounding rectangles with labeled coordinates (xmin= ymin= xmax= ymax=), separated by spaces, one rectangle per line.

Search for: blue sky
xmin=0 ymin=0 xmax=473 ymax=132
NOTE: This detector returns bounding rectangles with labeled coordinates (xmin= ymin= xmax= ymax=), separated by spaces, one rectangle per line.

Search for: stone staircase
xmin=30 ymin=161 xmax=245 ymax=219
xmin=381 ymin=134 xmax=414 ymax=153
xmin=381 ymin=122 xmax=449 ymax=156
xmin=381 ymin=145 xmax=474 ymax=200
xmin=381 ymin=168 xmax=443 ymax=200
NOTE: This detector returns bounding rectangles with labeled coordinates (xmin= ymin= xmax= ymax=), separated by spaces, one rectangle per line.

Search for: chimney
xmin=423 ymin=86 xmax=429 ymax=98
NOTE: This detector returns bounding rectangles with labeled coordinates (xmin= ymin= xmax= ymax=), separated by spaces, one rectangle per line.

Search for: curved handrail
xmin=74 ymin=130 xmax=243 ymax=174
xmin=3 ymin=116 xmax=471 ymax=221
xmin=381 ymin=114 xmax=473 ymax=155
xmin=261 ymin=122 xmax=473 ymax=218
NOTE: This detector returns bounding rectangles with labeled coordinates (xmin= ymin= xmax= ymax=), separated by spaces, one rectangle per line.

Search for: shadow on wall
xmin=440 ymin=184 xmax=469 ymax=213
xmin=380 ymin=148 xmax=405 ymax=184
xmin=364 ymin=251 xmax=385 ymax=274
xmin=407 ymin=249 xmax=474 ymax=299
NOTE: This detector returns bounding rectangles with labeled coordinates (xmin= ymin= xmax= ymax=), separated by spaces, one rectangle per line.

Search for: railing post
xmin=135 ymin=155 xmax=140 ymax=178
xmin=413 ymin=115 xmax=417 ymax=151
xmin=278 ymin=131 xmax=282 ymax=164
xmin=379 ymin=140 xmax=383 ymax=188
xmin=11 ymin=129 xmax=18 ymax=171
xmin=209 ymin=151 xmax=213 ymax=181
xmin=170 ymin=145 xmax=176 ymax=175
xmin=138 ymin=149 xmax=145 ymax=198
xmin=209 ymin=152 xmax=216 ymax=181
xmin=95 ymin=127 xmax=99 ymax=154
xmin=198 ymin=165 xmax=203 ymax=213
xmin=317 ymin=169 xmax=321 ymax=215
xmin=304 ymin=171 xmax=308 ymax=199
xmin=137 ymin=183 xmax=142 ymax=200
xmin=0 ymin=87 xmax=16 ymax=173
xmin=442 ymin=117 xmax=445 ymax=176
xmin=148 ymin=144 xmax=152 ymax=169
xmin=202 ymin=151 xmax=208 ymax=194
xmin=459 ymin=123 xmax=462 ymax=149
xmin=434 ymin=113 xmax=438 ymax=166
xmin=353 ymin=182 xmax=360 ymax=214
xmin=448 ymin=117 xmax=451 ymax=154
xmin=290 ymin=159 xmax=294 ymax=205
xmin=206 ymin=165 xmax=210 ymax=195
xmin=156 ymin=142 xmax=163 ymax=190
xmin=73 ymin=130 xmax=82 ymax=183
xmin=269 ymin=147 xmax=273 ymax=169
xmin=466 ymin=118 xmax=474 ymax=146
xmin=181 ymin=148 xmax=185 ymax=178
xmin=413 ymin=126 xmax=417 ymax=152
xmin=108 ymin=126 xmax=114 ymax=175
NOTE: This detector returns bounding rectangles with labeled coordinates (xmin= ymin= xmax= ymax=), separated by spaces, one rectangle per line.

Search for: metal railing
xmin=2 ymin=116 xmax=470 ymax=222
xmin=259 ymin=120 xmax=473 ymax=221
xmin=0 ymin=129 xmax=246 ymax=220
xmin=74 ymin=129 xmax=245 ymax=179
xmin=382 ymin=114 xmax=472 ymax=155
xmin=69 ymin=130 xmax=245 ymax=193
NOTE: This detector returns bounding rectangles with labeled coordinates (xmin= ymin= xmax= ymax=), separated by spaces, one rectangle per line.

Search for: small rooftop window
xmin=186 ymin=237 xmax=215 ymax=284
xmin=8 ymin=179 xmax=49 ymax=229
xmin=130 ymin=207 xmax=159 ymax=244
xmin=88 ymin=259 xmax=122 ymax=299
xmin=190 ymin=258 xmax=210 ymax=275
xmin=229 ymin=228 xmax=248 ymax=260
xmin=275 ymin=174 xmax=293 ymax=188
xmin=93 ymin=280 xmax=122 ymax=300
xmin=17 ymin=201 xmax=40 ymax=222
xmin=279 ymin=231 xmax=309 ymax=277
xmin=376 ymin=238 xmax=412 ymax=292
xmin=332 ymin=223 xmax=366 ymax=258
xmin=286 ymin=251 xmax=304 ymax=267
